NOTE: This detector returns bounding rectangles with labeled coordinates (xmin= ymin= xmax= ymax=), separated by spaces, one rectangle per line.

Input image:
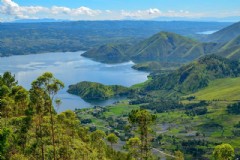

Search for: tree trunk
xmin=49 ymin=105 xmax=56 ymax=160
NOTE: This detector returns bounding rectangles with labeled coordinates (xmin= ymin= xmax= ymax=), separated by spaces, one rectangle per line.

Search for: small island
xmin=67 ymin=81 xmax=130 ymax=100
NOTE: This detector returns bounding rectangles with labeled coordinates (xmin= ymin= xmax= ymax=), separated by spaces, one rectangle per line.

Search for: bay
xmin=0 ymin=51 xmax=148 ymax=112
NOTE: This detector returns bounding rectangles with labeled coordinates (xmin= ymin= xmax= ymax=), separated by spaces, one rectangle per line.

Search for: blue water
xmin=0 ymin=51 xmax=148 ymax=112
xmin=197 ymin=30 xmax=218 ymax=35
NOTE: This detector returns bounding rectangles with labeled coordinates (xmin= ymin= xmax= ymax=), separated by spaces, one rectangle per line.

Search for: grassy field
xmin=188 ymin=77 xmax=240 ymax=101
xmin=103 ymin=101 xmax=139 ymax=117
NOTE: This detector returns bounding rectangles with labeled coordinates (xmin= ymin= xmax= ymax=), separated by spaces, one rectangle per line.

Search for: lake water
xmin=0 ymin=51 xmax=148 ymax=112
xmin=196 ymin=30 xmax=218 ymax=35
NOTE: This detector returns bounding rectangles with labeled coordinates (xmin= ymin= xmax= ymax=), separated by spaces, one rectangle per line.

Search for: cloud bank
xmin=0 ymin=0 xmax=238 ymax=22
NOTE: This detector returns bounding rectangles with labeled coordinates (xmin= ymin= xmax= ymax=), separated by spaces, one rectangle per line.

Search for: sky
xmin=0 ymin=0 xmax=239 ymax=22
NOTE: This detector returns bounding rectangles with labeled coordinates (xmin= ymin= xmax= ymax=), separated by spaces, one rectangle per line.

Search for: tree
xmin=125 ymin=137 xmax=141 ymax=159
xmin=107 ymin=133 xmax=119 ymax=148
xmin=30 ymin=72 xmax=64 ymax=160
xmin=0 ymin=128 xmax=10 ymax=159
xmin=12 ymin=86 xmax=29 ymax=116
xmin=213 ymin=143 xmax=234 ymax=160
xmin=128 ymin=109 xmax=157 ymax=160
xmin=90 ymin=130 xmax=106 ymax=159
xmin=174 ymin=150 xmax=184 ymax=160
xmin=0 ymin=72 xmax=17 ymax=89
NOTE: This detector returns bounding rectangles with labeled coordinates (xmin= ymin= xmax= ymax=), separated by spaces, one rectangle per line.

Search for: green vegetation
xmin=74 ymin=98 xmax=240 ymax=159
xmin=63 ymin=52 xmax=240 ymax=160
xmin=0 ymin=72 xmax=129 ymax=160
xmin=216 ymin=35 xmax=240 ymax=60
xmin=146 ymin=55 xmax=240 ymax=95
xmin=188 ymin=77 xmax=240 ymax=101
xmin=67 ymin=81 xmax=130 ymax=100
xmin=83 ymin=31 xmax=219 ymax=64
xmin=132 ymin=61 xmax=161 ymax=71
xmin=71 ymin=54 xmax=240 ymax=159
xmin=128 ymin=109 xmax=157 ymax=159
xmin=132 ymin=61 xmax=182 ymax=72
xmin=213 ymin=143 xmax=235 ymax=160
xmin=82 ymin=43 xmax=131 ymax=63
xmin=129 ymin=32 xmax=216 ymax=63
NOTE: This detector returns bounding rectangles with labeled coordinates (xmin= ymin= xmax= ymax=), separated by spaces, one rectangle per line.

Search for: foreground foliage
xmin=0 ymin=72 xmax=128 ymax=160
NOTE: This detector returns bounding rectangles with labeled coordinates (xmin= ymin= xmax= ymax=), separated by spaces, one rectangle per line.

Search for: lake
xmin=0 ymin=51 xmax=149 ymax=112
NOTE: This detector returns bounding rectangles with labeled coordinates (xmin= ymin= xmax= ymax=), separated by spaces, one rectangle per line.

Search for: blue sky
xmin=0 ymin=0 xmax=240 ymax=21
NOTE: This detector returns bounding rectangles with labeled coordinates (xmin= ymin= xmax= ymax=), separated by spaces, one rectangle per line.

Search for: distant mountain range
xmin=11 ymin=18 xmax=70 ymax=23
xmin=83 ymin=21 xmax=240 ymax=64
xmin=153 ymin=16 xmax=240 ymax=22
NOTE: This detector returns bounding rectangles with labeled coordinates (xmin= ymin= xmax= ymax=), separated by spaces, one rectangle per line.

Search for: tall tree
xmin=128 ymin=109 xmax=156 ymax=160
xmin=31 ymin=72 xmax=64 ymax=160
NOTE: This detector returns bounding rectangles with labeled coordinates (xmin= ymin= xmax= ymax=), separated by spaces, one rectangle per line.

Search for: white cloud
xmin=72 ymin=7 xmax=101 ymax=16
xmin=51 ymin=6 xmax=71 ymax=15
xmin=105 ymin=10 xmax=112 ymax=13
xmin=121 ymin=8 xmax=161 ymax=19
xmin=0 ymin=0 xmax=102 ymax=20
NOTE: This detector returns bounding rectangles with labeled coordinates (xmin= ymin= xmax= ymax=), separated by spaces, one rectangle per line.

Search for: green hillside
xmin=83 ymin=31 xmax=220 ymax=64
xmin=67 ymin=81 xmax=130 ymax=100
xmin=131 ymin=61 xmax=162 ymax=71
xmin=129 ymin=32 xmax=213 ymax=63
xmin=206 ymin=21 xmax=240 ymax=43
xmin=146 ymin=55 xmax=240 ymax=94
xmin=82 ymin=43 xmax=131 ymax=63
xmin=216 ymin=35 xmax=240 ymax=59
xmin=188 ymin=77 xmax=240 ymax=101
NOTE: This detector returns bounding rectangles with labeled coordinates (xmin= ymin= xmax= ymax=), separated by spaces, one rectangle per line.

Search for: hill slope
xmin=67 ymin=81 xmax=130 ymax=100
xmin=146 ymin=55 xmax=240 ymax=94
xmin=188 ymin=77 xmax=240 ymax=101
xmin=128 ymin=32 xmax=212 ymax=63
xmin=206 ymin=21 xmax=240 ymax=43
xmin=81 ymin=43 xmax=131 ymax=63
xmin=216 ymin=35 xmax=240 ymax=59
xmin=83 ymin=32 xmax=219 ymax=64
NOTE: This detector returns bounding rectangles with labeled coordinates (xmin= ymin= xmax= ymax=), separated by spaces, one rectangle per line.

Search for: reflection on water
xmin=0 ymin=51 xmax=148 ymax=112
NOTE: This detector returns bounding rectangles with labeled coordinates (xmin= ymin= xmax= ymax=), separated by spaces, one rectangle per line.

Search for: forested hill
xmin=81 ymin=43 xmax=131 ymax=63
xmin=146 ymin=54 xmax=240 ymax=94
xmin=129 ymin=32 xmax=218 ymax=63
xmin=83 ymin=31 xmax=219 ymax=63
xmin=0 ymin=21 xmax=230 ymax=57
xmin=67 ymin=81 xmax=130 ymax=100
